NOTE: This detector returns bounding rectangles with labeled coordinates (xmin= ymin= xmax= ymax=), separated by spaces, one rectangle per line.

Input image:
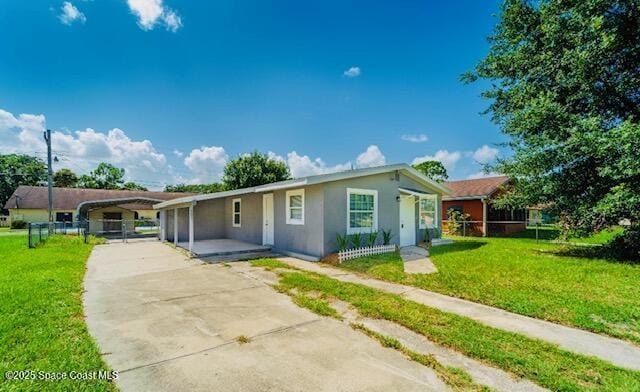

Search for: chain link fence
xmin=441 ymin=219 xmax=557 ymax=240
xmin=27 ymin=219 xmax=159 ymax=247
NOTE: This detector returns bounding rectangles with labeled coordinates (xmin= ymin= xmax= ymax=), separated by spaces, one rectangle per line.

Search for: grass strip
xmin=250 ymin=258 xmax=292 ymax=270
xmin=277 ymin=270 xmax=640 ymax=391
xmin=351 ymin=323 xmax=491 ymax=391
xmin=0 ymin=235 xmax=114 ymax=392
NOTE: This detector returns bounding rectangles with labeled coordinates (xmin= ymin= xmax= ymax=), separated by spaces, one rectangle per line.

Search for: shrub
xmin=350 ymin=233 xmax=363 ymax=248
xmin=381 ymin=229 xmax=393 ymax=245
xmin=336 ymin=233 xmax=348 ymax=252
xmin=366 ymin=231 xmax=378 ymax=247
xmin=445 ymin=209 xmax=470 ymax=235
xmin=10 ymin=220 xmax=27 ymax=229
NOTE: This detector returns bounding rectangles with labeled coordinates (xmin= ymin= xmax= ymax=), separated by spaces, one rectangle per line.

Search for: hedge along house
xmin=4 ymin=186 xmax=190 ymax=234
xmin=154 ymin=164 xmax=451 ymax=261
xmin=442 ymin=176 xmax=527 ymax=237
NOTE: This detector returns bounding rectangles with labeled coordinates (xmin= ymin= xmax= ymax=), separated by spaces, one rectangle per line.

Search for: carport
xmin=76 ymin=197 xmax=164 ymax=236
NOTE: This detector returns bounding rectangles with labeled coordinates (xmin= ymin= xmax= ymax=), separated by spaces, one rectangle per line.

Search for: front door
xmin=262 ymin=194 xmax=274 ymax=245
xmin=399 ymin=196 xmax=416 ymax=247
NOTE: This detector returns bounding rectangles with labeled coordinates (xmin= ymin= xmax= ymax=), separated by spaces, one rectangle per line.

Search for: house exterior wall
xmin=224 ymin=193 xmax=263 ymax=245
xmin=193 ymin=199 xmax=226 ymax=240
xmin=272 ymin=184 xmax=325 ymax=257
xmin=87 ymin=206 xmax=135 ymax=234
xmin=9 ymin=208 xmax=75 ymax=223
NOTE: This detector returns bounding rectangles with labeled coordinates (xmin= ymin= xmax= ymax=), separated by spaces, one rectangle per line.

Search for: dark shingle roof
xmin=4 ymin=186 xmax=192 ymax=210
xmin=443 ymin=176 xmax=510 ymax=199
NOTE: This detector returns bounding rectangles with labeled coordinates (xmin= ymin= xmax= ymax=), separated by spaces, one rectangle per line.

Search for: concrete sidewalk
xmin=279 ymin=257 xmax=640 ymax=371
xmin=84 ymin=240 xmax=447 ymax=391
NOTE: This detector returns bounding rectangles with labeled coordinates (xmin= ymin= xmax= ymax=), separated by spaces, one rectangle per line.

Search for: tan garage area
xmin=83 ymin=240 xmax=446 ymax=391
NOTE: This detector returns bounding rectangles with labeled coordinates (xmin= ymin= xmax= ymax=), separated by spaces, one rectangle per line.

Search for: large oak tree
xmin=466 ymin=0 xmax=640 ymax=260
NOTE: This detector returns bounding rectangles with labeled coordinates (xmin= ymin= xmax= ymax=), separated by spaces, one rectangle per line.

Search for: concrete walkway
xmin=279 ymin=257 xmax=640 ymax=371
xmin=400 ymin=246 xmax=437 ymax=274
xmin=84 ymin=240 xmax=447 ymax=391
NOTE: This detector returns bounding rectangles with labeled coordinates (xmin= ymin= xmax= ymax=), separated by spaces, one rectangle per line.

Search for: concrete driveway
xmin=84 ymin=240 xmax=445 ymax=391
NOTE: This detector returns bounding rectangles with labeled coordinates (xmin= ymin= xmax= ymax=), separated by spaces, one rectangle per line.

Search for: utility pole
xmin=44 ymin=129 xmax=53 ymax=230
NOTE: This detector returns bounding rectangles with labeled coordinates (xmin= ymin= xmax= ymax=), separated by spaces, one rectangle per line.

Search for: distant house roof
xmin=154 ymin=163 xmax=452 ymax=209
xmin=443 ymin=176 xmax=510 ymax=200
xmin=3 ymin=186 xmax=192 ymax=211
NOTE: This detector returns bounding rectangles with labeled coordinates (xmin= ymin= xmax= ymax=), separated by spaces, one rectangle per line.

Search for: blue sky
xmin=0 ymin=0 xmax=503 ymax=189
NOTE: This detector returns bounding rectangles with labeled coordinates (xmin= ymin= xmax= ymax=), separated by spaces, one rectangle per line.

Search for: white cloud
xmin=0 ymin=107 xmax=175 ymax=189
xmin=356 ymin=145 xmax=386 ymax=168
xmin=59 ymin=2 xmax=86 ymax=25
xmin=400 ymin=133 xmax=428 ymax=143
xmin=285 ymin=151 xmax=352 ymax=178
xmin=172 ymin=149 xmax=183 ymax=158
xmin=183 ymin=146 xmax=228 ymax=183
xmin=343 ymin=66 xmax=361 ymax=78
xmin=126 ymin=0 xmax=182 ymax=32
xmin=412 ymin=150 xmax=462 ymax=172
xmin=472 ymin=144 xmax=499 ymax=164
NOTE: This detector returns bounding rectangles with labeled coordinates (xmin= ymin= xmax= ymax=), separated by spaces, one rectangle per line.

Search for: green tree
xmin=122 ymin=182 xmax=148 ymax=191
xmin=412 ymin=160 xmax=448 ymax=182
xmin=222 ymin=151 xmax=291 ymax=190
xmin=0 ymin=154 xmax=47 ymax=212
xmin=53 ymin=168 xmax=78 ymax=188
xmin=77 ymin=163 xmax=147 ymax=191
xmin=164 ymin=183 xmax=227 ymax=193
xmin=465 ymin=0 xmax=640 ymax=260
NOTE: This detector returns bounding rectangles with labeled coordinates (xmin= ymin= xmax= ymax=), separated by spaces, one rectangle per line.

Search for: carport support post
xmin=159 ymin=210 xmax=166 ymax=241
xmin=173 ymin=208 xmax=178 ymax=246
xmin=188 ymin=203 xmax=194 ymax=254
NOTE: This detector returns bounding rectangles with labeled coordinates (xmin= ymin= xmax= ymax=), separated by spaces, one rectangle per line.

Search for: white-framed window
xmin=347 ymin=188 xmax=378 ymax=234
xmin=419 ymin=195 xmax=437 ymax=229
xmin=286 ymin=189 xmax=305 ymax=225
xmin=232 ymin=198 xmax=241 ymax=227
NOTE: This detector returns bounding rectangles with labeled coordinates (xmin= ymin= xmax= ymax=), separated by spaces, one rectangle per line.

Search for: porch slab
xmin=178 ymin=239 xmax=271 ymax=257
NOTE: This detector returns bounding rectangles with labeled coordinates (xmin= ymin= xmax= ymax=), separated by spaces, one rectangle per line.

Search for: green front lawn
xmin=339 ymin=236 xmax=640 ymax=345
xmin=275 ymin=270 xmax=640 ymax=391
xmin=0 ymin=235 xmax=114 ymax=391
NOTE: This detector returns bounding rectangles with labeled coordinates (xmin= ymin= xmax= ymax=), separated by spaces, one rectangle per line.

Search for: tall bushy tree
xmin=164 ymin=183 xmax=227 ymax=193
xmin=78 ymin=163 xmax=147 ymax=191
xmin=412 ymin=160 xmax=448 ymax=182
xmin=0 ymin=154 xmax=47 ymax=211
xmin=222 ymin=151 xmax=291 ymax=190
xmin=465 ymin=0 xmax=640 ymax=260
xmin=53 ymin=168 xmax=78 ymax=188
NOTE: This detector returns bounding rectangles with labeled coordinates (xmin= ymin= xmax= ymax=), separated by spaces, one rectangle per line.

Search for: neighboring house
xmin=155 ymin=164 xmax=450 ymax=260
xmin=442 ymin=176 xmax=527 ymax=237
xmin=4 ymin=186 xmax=190 ymax=233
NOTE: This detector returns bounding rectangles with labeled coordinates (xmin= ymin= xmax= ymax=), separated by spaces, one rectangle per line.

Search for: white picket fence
xmin=338 ymin=244 xmax=396 ymax=263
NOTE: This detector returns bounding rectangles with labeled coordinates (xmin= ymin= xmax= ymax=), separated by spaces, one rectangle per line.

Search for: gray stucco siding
xmin=397 ymin=174 xmax=442 ymax=241
xmin=193 ymin=199 xmax=226 ymax=240
xmin=272 ymin=184 xmax=325 ymax=257
xmin=322 ymin=172 xmax=402 ymax=254
xmin=224 ymin=193 xmax=263 ymax=244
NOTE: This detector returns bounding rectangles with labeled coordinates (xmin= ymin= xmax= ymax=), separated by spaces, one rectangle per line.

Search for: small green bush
xmin=366 ymin=231 xmax=378 ymax=247
xmin=336 ymin=233 xmax=348 ymax=252
xmin=10 ymin=220 xmax=27 ymax=229
xmin=381 ymin=229 xmax=392 ymax=245
xmin=350 ymin=233 xmax=363 ymax=248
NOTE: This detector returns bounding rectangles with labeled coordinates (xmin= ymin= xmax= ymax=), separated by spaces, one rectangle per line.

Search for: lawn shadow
xmin=430 ymin=240 xmax=486 ymax=255
xmin=545 ymin=245 xmax=639 ymax=265
xmin=509 ymin=228 xmax=560 ymax=240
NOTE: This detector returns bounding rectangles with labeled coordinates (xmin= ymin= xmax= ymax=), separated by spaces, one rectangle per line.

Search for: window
xmin=286 ymin=189 xmax=304 ymax=225
xmin=232 ymin=198 xmax=241 ymax=227
xmin=419 ymin=195 xmax=437 ymax=229
xmin=347 ymin=188 xmax=378 ymax=234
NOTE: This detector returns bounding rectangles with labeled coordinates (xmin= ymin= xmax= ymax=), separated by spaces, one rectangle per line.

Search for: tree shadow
xmin=509 ymin=227 xmax=560 ymax=240
xmin=430 ymin=240 xmax=486 ymax=255
xmin=546 ymin=245 xmax=639 ymax=265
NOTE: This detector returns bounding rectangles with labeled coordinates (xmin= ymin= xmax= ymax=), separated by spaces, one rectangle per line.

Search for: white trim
xmin=232 ymin=198 xmax=241 ymax=227
xmin=346 ymin=188 xmax=378 ymax=235
xmin=285 ymin=189 xmax=305 ymax=225
xmin=418 ymin=194 xmax=438 ymax=229
xmin=399 ymin=187 xmax=431 ymax=197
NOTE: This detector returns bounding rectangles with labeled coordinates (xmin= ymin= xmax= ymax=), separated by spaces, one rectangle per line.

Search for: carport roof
xmin=4 ymin=186 xmax=192 ymax=210
xmin=154 ymin=163 xmax=452 ymax=209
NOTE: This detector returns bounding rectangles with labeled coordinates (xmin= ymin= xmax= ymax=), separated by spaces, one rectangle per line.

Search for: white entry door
xmin=399 ymin=195 xmax=416 ymax=247
xmin=262 ymin=193 xmax=274 ymax=245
